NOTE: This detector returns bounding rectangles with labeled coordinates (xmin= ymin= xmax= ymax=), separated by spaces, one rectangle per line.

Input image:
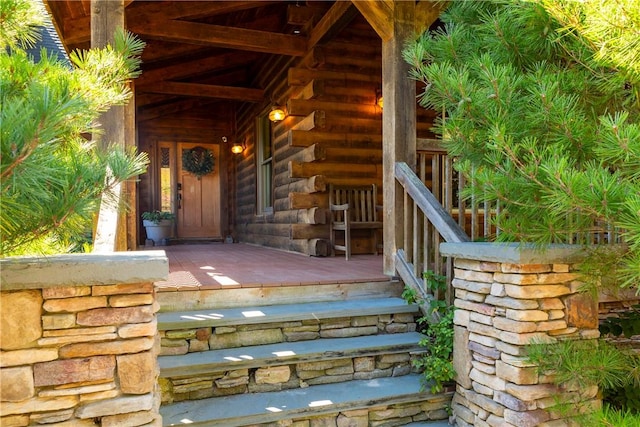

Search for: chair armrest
xmin=330 ymin=203 xmax=349 ymax=212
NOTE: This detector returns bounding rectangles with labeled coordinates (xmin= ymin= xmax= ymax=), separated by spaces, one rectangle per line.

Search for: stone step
xmin=160 ymin=332 xmax=425 ymax=378
xmin=157 ymin=280 xmax=404 ymax=312
xmin=157 ymin=297 xmax=417 ymax=331
xmin=159 ymin=333 xmax=426 ymax=403
xmin=160 ymin=374 xmax=452 ymax=427
xmin=158 ymin=297 xmax=419 ymax=356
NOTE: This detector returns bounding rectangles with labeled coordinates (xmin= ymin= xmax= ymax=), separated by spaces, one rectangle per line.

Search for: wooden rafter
xmin=415 ymin=0 xmax=449 ymax=34
xmin=141 ymin=81 xmax=264 ymax=102
xmin=129 ymin=20 xmax=306 ymax=56
xmin=136 ymin=52 xmax=260 ymax=86
xmin=127 ymin=1 xmax=280 ymax=22
xmin=137 ymin=99 xmax=219 ymax=122
xmin=308 ymin=1 xmax=358 ymax=49
xmin=53 ymin=1 xmax=281 ymax=46
xmin=350 ymin=0 xmax=394 ymax=41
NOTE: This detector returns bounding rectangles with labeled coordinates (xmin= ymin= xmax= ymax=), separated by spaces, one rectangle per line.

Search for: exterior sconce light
xmin=227 ymin=136 xmax=246 ymax=154
xmin=231 ymin=141 xmax=244 ymax=154
xmin=268 ymin=106 xmax=286 ymax=122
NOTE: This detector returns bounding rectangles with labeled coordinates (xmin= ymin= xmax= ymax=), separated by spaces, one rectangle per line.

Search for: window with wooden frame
xmin=256 ymin=115 xmax=273 ymax=215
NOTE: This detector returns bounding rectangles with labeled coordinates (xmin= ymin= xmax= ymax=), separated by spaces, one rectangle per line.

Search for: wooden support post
xmin=91 ymin=0 xmax=129 ymax=252
xmin=382 ymin=1 xmax=416 ymax=274
xmin=125 ymin=81 xmax=137 ymax=251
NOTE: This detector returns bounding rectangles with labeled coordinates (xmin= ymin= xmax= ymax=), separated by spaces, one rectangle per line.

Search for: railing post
xmin=382 ymin=1 xmax=417 ymax=275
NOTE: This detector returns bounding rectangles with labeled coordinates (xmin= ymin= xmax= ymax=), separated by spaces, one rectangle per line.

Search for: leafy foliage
xmin=404 ymin=271 xmax=455 ymax=394
xmin=406 ymin=0 xmax=640 ymax=418
xmin=583 ymin=405 xmax=640 ymax=427
xmin=181 ymin=147 xmax=215 ymax=179
xmin=404 ymin=0 xmax=640 ymax=289
xmin=528 ymin=339 xmax=640 ymax=413
xmin=0 ymin=0 xmax=148 ymax=255
xmin=141 ymin=211 xmax=176 ymax=225
xmin=0 ymin=0 xmax=43 ymax=50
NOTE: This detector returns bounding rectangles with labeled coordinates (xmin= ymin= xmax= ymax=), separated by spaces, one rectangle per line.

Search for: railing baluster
xmin=403 ymin=189 xmax=412 ymax=265
xmin=394 ymin=159 xmax=470 ymax=314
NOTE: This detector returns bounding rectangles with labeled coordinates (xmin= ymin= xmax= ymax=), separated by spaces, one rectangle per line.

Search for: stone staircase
xmin=156 ymin=281 xmax=453 ymax=426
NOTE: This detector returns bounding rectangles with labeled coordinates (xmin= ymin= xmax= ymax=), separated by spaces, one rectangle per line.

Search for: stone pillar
xmin=440 ymin=243 xmax=600 ymax=427
xmin=0 ymin=251 xmax=167 ymax=427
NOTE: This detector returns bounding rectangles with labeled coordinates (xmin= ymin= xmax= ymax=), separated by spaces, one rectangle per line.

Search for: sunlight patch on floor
xmin=210 ymin=274 xmax=239 ymax=286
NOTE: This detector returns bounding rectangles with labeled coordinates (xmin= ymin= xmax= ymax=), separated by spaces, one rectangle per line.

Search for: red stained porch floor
xmin=154 ymin=243 xmax=388 ymax=292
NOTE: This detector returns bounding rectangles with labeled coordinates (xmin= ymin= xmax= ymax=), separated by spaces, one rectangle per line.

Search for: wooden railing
xmin=396 ymin=138 xmax=625 ymax=310
xmin=415 ymin=139 xmax=624 ymax=247
xmin=394 ymin=160 xmax=469 ymax=310
xmin=416 ymin=139 xmax=498 ymax=243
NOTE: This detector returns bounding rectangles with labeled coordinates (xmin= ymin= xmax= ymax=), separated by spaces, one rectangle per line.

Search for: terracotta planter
xmin=143 ymin=219 xmax=173 ymax=245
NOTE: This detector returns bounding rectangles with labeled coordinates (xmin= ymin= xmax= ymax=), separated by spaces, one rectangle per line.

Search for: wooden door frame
xmin=154 ymin=140 xmax=229 ymax=240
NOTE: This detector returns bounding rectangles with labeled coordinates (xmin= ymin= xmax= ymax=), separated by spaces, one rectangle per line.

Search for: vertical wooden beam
xmin=382 ymin=1 xmax=416 ymax=274
xmin=125 ymin=82 xmax=138 ymax=251
xmin=91 ymin=0 xmax=128 ymax=252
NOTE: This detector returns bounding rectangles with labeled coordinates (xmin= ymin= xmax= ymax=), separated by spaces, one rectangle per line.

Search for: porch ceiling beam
xmin=56 ymin=1 xmax=280 ymax=46
xmin=308 ymin=1 xmax=358 ymax=49
xmin=287 ymin=4 xmax=318 ymax=26
xmin=128 ymin=1 xmax=279 ymax=22
xmin=415 ymin=1 xmax=449 ymax=34
xmin=136 ymin=52 xmax=260 ymax=87
xmin=137 ymin=99 xmax=218 ymax=122
xmin=129 ymin=20 xmax=307 ymax=57
xmin=136 ymin=93 xmax=177 ymax=108
xmin=141 ymin=82 xmax=264 ymax=102
xmin=350 ymin=0 xmax=394 ymax=41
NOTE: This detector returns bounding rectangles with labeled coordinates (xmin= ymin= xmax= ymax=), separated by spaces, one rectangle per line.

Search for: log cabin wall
xmin=233 ymin=15 xmax=436 ymax=256
xmin=136 ymin=103 xmax=234 ymax=243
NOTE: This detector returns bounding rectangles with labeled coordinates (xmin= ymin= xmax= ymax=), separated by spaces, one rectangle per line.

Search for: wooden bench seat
xmin=329 ymin=184 xmax=382 ymax=260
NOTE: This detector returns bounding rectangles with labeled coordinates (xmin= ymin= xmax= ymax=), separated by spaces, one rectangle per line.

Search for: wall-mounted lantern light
xmin=268 ymin=106 xmax=286 ymax=122
xmin=226 ymin=136 xmax=245 ymax=154
xmin=231 ymin=141 xmax=244 ymax=154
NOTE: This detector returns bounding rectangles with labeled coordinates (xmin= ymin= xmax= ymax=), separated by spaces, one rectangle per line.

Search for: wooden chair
xmin=329 ymin=184 xmax=383 ymax=260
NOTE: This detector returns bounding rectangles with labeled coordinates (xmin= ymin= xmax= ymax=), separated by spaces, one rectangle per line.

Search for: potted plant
xmin=141 ymin=211 xmax=175 ymax=245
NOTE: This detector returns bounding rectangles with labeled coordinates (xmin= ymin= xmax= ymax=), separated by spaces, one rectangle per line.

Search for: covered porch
xmin=154 ymin=243 xmax=387 ymax=292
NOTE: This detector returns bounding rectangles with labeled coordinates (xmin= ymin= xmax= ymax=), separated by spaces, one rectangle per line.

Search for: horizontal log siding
xmin=234 ymin=16 xmax=435 ymax=256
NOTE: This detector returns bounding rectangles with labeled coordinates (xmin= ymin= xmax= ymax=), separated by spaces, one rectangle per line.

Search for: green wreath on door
xmin=182 ymin=146 xmax=214 ymax=179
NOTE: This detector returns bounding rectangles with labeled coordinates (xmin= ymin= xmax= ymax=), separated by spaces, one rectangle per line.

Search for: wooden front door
xmin=177 ymin=143 xmax=221 ymax=239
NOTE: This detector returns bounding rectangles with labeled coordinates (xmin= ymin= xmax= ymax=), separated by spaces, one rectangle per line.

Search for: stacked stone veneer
xmin=0 ymin=251 xmax=168 ymax=427
xmin=160 ymin=312 xmax=418 ymax=402
xmin=440 ymin=243 xmax=601 ymax=427
xmin=160 ymin=312 xmax=417 ymax=355
xmin=244 ymin=398 xmax=452 ymax=427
